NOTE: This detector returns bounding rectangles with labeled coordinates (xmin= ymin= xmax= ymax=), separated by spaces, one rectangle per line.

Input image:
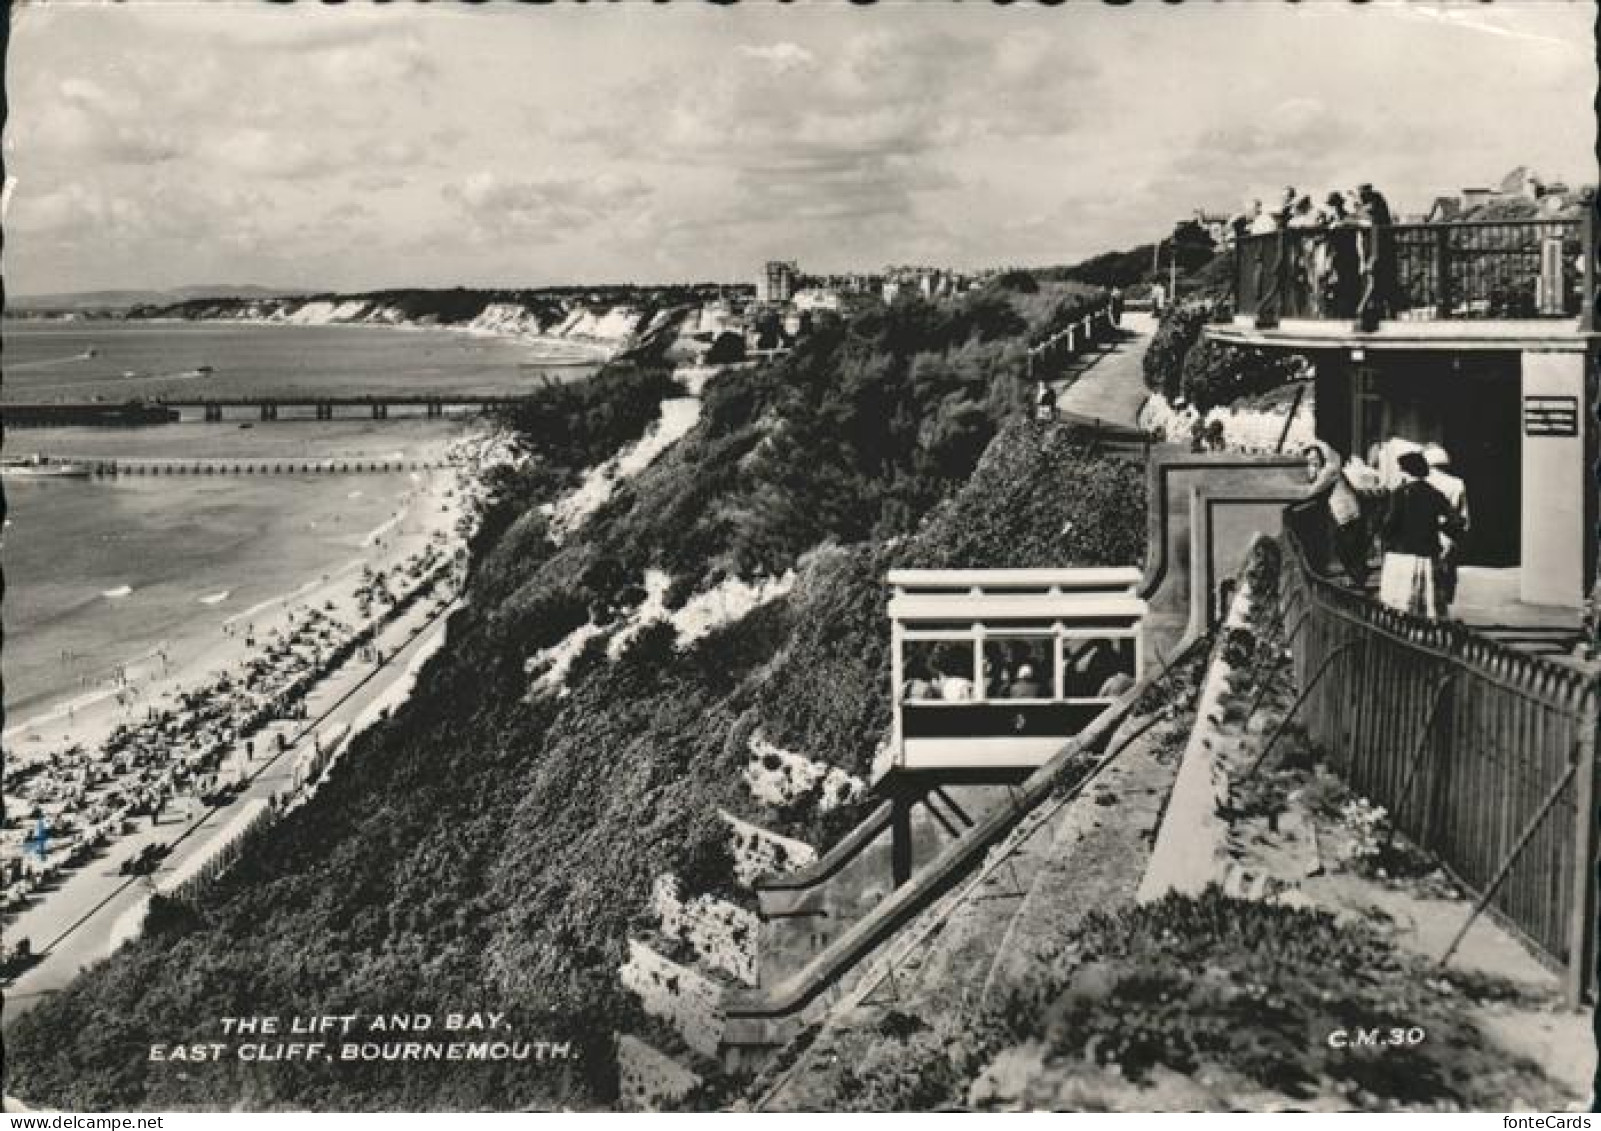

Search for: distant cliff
xmin=125 ymin=286 xmax=723 ymax=358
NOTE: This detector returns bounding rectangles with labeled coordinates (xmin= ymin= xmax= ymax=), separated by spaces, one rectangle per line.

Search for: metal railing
xmin=1235 ymin=215 xmax=1596 ymax=331
xmin=1025 ymin=297 xmax=1118 ymax=379
xmin=1281 ymin=494 xmax=1599 ymax=1002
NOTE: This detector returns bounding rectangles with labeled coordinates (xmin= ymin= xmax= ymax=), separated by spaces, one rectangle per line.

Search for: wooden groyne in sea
xmin=70 ymin=456 xmax=460 ymax=477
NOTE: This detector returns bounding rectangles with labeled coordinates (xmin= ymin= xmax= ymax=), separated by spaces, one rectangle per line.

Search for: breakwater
xmin=56 ymin=456 xmax=458 ymax=477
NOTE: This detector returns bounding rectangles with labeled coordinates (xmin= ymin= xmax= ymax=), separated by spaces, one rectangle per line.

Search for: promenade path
xmin=1049 ymin=311 xmax=1157 ymax=428
xmin=1 ymin=590 xmax=458 ymax=1033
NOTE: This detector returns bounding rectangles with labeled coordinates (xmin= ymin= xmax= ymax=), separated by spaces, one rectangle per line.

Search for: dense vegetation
xmin=797 ymin=540 xmax=1568 ymax=1113
xmin=1049 ymin=221 xmax=1226 ymax=295
xmin=1142 ymin=298 xmax=1307 ymax=412
xmin=814 ymin=888 xmax=1560 ymax=1112
xmin=8 ymin=280 xmax=1154 ymax=1111
xmin=1142 ymin=300 xmax=1219 ymax=401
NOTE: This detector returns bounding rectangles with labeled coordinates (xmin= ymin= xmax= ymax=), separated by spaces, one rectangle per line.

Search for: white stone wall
xmin=618 ymin=940 xmax=725 ymax=1059
xmin=1136 ymin=542 xmax=1265 ymax=903
xmin=719 ymin=809 xmax=818 ymax=886
xmin=1140 ymin=391 xmax=1317 ymax=455
xmin=615 ymin=1033 xmax=701 ymax=1111
xmin=651 ymin=874 xmax=760 ymax=987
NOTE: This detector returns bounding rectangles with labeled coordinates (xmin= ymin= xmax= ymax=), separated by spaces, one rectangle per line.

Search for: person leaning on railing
xmin=1303 ymin=441 xmax=1372 ymax=588
xmin=1317 ymin=192 xmax=1363 ymax=319
xmin=1355 ymin=184 xmax=1397 ymax=326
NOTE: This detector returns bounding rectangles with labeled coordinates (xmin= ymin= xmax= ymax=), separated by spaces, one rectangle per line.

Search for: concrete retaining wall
xmin=720 ymin=810 xmax=817 ymax=886
xmin=618 ymin=940 xmax=725 ymax=1059
xmin=1136 ymin=543 xmax=1264 ymax=902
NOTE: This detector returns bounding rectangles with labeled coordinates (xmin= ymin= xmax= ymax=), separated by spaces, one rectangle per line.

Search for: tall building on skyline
xmin=759 ymin=260 xmax=799 ymax=304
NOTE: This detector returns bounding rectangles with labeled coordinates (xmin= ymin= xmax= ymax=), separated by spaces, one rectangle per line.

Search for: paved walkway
xmin=1049 ymin=311 xmax=1157 ymax=428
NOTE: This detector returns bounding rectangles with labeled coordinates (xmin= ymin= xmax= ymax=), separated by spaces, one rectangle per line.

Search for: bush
xmin=1026 ymin=289 xmax=1108 ymax=347
xmin=904 ymin=419 xmax=1149 ymax=572
xmin=1179 ymin=338 xmax=1308 ymax=412
xmin=705 ymin=331 xmax=745 ymax=364
xmin=1141 ymin=300 xmax=1218 ymax=399
xmin=993 ymin=269 xmax=1040 ymax=293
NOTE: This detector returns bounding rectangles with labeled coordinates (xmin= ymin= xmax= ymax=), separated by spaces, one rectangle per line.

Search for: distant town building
xmin=1499 ymin=165 xmax=1542 ymax=199
xmin=696 ymin=299 xmax=737 ymax=336
xmin=1425 ymin=168 xmax=1581 ymax=223
xmin=1424 ymin=196 xmax=1463 ymax=224
xmin=759 ymin=260 xmax=799 ymax=304
xmin=792 ymin=288 xmax=841 ymax=313
xmin=878 ymin=265 xmax=970 ymax=303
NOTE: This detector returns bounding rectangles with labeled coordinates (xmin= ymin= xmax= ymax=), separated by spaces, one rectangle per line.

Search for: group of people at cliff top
xmin=1304 ymin=437 xmax=1470 ymax=621
xmin=1237 ymin=183 xmax=1394 ymax=239
xmin=1236 ymin=184 xmax=1397 ymax=320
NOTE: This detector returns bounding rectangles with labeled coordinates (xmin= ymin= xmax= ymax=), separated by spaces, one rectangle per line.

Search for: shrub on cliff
xmin=983 ymin=888 xmax=1562 ymax=1109
xmin=493 ymin=360 xmax=680 ymax=472
xmin=904 ymin=419 xmax=1148 ymax=572
xmin=1141 ymin=300 xmax=1217 ymax=400
xmin=1178 ymin=338 xmax=1308 ymax=413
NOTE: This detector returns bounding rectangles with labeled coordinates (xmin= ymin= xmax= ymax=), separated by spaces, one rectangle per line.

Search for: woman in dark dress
xmin=1379 ymin=450 xmax=1463 ymax=618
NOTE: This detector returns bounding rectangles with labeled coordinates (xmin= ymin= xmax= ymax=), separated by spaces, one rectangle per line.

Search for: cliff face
xmin=125 ymin=287 xmax=716 ymax=355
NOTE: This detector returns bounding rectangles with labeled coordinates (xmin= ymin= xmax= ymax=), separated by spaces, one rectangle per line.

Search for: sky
xmin=2 ymin=0 xmax=1595 ymax=295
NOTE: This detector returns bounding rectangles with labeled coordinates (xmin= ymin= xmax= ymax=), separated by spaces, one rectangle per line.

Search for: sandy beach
xmin=1 ymin=427 xmax=513 ymax=967
xmin=4 ymin=462 xmax=455 ymax=760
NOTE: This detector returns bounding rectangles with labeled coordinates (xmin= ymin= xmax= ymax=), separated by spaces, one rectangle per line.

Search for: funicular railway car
xmin=886 ymin=567 xmax=1146 ymax=775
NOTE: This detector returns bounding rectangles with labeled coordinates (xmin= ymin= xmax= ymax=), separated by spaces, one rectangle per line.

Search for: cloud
xmin=554 ymin=25 xmax=1093 ymax=266
xmin=6 ymin=182 xmax=141 ymax=238
xmin=5 ymin=2 xmax=1592 ymax=293
xmin=441 ymin=171 xmax=653 ymax=243
xmin=15 ymin=77 xmax=184 ymax=165
xmin=735 ymin=42 xmax=816 ymax=72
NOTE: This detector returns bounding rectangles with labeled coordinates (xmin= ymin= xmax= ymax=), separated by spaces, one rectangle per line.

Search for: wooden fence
xmin=1281 ymin=495 xmax=1599 ymax=1003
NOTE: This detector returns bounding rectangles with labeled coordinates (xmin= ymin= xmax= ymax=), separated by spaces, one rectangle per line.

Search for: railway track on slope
xmin=748 ymin=637 xmax=1207 ymax=1111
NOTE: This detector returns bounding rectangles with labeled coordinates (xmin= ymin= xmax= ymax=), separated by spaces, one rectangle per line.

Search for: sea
xmin=1 ymin=319 xmax=599 ymax=724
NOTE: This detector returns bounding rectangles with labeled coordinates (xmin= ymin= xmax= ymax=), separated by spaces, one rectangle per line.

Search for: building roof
xmin=887 ymin=567 xmax=1143 ymax=593
xmin=887 ymin=568 xmax=1147 ymax=625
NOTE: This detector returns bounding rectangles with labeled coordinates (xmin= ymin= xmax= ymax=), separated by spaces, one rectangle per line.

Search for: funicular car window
xmin=1062 ymin=636 xmax=1136 ymax=699
xmin=981 ymin=634 xmax=1057 ymax=700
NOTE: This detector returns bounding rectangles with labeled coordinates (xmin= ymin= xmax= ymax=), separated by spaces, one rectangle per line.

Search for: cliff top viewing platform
xmin=1211 ymin=213 xmax=1599 ymax=352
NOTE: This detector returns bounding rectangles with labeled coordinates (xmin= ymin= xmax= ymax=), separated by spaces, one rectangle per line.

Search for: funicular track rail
xmin=748 ymin=636 xmax=1204 ymax=1109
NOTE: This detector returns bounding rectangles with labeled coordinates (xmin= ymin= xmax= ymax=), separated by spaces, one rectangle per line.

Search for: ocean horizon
xmin=1 ymin=319 xmax=576 ymax=727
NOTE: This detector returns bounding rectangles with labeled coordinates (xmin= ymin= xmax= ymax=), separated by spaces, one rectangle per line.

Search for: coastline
xmin=3 ymin=441 xmax=475 ymax=751
xmin=1 ymin=429 xmax=512 ymax=949
xmin=111 ymin=312 xmax=627 ymax=366
xmin=1 ymin=571 xmax=474 ymax=1033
